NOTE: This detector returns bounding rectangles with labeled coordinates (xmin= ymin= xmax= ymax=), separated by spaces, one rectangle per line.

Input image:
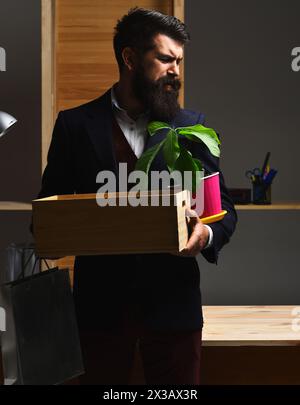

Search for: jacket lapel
xmin=85 ymin=89 xmax=118 ymax=174
xmin=84 ymin=91 xmax=191 ymax=175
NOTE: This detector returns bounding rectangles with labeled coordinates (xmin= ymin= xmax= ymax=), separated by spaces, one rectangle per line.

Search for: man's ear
xmin=121 ymin=47 xmax=137 ymax=71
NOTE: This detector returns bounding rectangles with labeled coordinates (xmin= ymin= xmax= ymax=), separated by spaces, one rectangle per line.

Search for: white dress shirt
xmin=111 ymin=87 xmax=148 ymax=158
xmin=110 ymin=87 xmax=213 ymax=250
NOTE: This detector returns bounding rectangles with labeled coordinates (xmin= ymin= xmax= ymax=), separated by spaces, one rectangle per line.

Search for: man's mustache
xmin=156 ymin=76 xmax=181 ymax=92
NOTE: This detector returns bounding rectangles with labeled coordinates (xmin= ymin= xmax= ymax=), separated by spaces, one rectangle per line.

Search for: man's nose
xmin=167 ymin=62 xmax=180 ymax=77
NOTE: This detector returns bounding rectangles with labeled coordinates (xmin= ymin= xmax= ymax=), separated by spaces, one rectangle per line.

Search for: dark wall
xmin=198 ymin=211 xmax=300 ymax=305
xmin=0 ymin=0 xmax=40 ymax=281
xmin=185 ymin=0 xmax=300 ymax=304
xmin=0 ymin=0 xmax=41 ymax=202
xmin=185 ymin=0 xmax=299 ymax=201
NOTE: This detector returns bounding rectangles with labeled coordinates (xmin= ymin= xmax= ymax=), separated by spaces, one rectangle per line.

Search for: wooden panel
xmin=131 ymin=345 xmax=300 ymax=385
xmin=173 ymin=0 xmax=184 ymax=105
xmin=55 ymin=0 xmax=175 ymax=113
xmin=57 ymin=255 xmax=75 ymax=286
xmin=41 ymin=0 xmax=56 ymax=172
xmin=173 ymin=0 xmax=184 ymax=22
xmin=201 ymin=346 xmax=300 ymax=385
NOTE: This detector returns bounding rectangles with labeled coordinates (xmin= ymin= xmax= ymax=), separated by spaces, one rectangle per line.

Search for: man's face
xmin=132 ymin=34 xmax=184 ymax=122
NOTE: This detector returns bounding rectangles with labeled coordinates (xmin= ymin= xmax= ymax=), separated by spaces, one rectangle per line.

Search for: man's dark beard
xmin=133 ymin=66 xmax=181 ymax=122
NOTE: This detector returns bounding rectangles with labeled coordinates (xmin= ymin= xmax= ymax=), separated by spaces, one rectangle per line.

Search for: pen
xmin=263 ymin=168 xmax=277 ymax=187
xmin=261 ymin=152 xmax=271 ymax=179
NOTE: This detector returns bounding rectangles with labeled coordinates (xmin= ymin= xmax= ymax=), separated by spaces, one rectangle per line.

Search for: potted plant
xmin=135 ymin=121 xmax=221 ymax=194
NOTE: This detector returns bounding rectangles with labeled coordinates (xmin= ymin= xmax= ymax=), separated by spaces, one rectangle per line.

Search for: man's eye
xmin=158 ymin=57 xmax=171 ymax=63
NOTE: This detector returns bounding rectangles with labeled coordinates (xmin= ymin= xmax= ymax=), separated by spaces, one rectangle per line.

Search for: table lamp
xmin=0 ymin=110 xmax=17 ymax=138
xmin=0 ymin=110 xmax=24 ymax=211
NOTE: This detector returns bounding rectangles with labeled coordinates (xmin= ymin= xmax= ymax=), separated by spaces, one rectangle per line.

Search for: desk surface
xmin=202 ymin=306 xmax=300 ymax=347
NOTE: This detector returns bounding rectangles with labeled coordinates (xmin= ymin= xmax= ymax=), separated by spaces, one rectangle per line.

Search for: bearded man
xmin=37 ymin=8 xmax=237 ymax=385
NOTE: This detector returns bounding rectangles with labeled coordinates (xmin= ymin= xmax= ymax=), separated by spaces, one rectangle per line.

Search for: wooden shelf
xmin=0 ymin=201 xmax=32 ymax=211
xmin=235 ymin=203 xmax=300 ymax=210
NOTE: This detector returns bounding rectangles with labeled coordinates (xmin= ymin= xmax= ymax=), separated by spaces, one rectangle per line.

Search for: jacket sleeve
xmin=30 ymin=112 xmax=75 ymax=236
xmin=192 ymin=113 xmax=238 ymax=264
xmin=38 ymin=111 xmax=75 ymax=199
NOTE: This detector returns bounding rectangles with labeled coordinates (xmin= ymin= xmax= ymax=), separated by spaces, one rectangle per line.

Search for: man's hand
xmin=179 ymin=208 xmax=209 ymax=257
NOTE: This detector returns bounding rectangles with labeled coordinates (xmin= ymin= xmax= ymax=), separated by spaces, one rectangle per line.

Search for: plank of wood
xmin=202 ymin=306 xmax=300 ymax=346
xmin=41 ymin=0 xmax=55 ymax=172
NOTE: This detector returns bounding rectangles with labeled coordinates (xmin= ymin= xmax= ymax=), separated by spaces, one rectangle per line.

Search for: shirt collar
xmin=111 ymin=85 xmax=149 ymax=121
xmin=111 ymin=85 xmax=125 ymax=112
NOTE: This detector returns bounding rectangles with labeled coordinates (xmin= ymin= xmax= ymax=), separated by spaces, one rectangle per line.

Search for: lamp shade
xmin=0 ymin=111 xmax=17 ymax=138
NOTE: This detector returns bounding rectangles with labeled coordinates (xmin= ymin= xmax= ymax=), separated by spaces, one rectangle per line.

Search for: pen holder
xmin=252 ymin=182 xmax=271 ymax=204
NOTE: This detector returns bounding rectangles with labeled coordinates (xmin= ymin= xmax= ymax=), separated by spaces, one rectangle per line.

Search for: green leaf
xmin=148 ymin=121 xmax=171 ymax=136
xmin=135 ymin=140 xmax=166 ymax=175
xmin=174 ymin=146 xmax=203 ymax=193
xmin=177 ymin=124 xmax=220 ymax=144
xmin=163 ymin=129 xmax=180 ymax=171
xmin=193 ymin=158 xmax=203 ymax=171
xmin=176 ymin=124 xmax=221 ymax=157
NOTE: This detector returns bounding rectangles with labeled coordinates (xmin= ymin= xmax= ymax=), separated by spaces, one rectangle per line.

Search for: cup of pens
xmin=252 ymin=178 xmax=271 ymax=204
xmin=245 ymin=152 xmax=277 ymax=205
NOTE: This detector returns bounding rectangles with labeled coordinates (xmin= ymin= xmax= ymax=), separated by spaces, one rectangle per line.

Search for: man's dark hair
xmin=113 ymin=7 xmax=190 ymax=71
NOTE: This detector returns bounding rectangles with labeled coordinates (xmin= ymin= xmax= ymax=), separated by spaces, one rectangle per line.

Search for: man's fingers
xmin=177 ymin=210 xmax=207 ymax=257
xmin=180 ymin=221 xmax=201 ymax=256
xmin=185 ymin=225 xmax=201 ymax=250
xmin=185 ymin=207 xmax=198 ymax=219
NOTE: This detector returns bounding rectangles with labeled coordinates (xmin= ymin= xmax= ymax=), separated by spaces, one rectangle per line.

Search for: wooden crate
xmin=32 ymin=191 xmax=190 ymax=257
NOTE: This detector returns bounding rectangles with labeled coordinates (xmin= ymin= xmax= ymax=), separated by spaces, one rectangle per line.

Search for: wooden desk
xmin=201 ymin=306 xmax=300 ymax=384
xmin=2 ymin=306 xmax=299 ymax=385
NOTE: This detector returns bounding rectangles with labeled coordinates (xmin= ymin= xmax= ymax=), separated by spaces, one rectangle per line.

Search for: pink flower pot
xmin=200 ymin=172 xmax=222 ymax=218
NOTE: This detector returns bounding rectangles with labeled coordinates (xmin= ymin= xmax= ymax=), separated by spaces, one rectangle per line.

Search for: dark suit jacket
xmin=37 ymin=88 xmax=237 ymax=332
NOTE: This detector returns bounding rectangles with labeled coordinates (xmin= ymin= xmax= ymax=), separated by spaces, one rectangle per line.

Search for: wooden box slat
xmin=32 ymin=191 xmax=189 ymax=257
